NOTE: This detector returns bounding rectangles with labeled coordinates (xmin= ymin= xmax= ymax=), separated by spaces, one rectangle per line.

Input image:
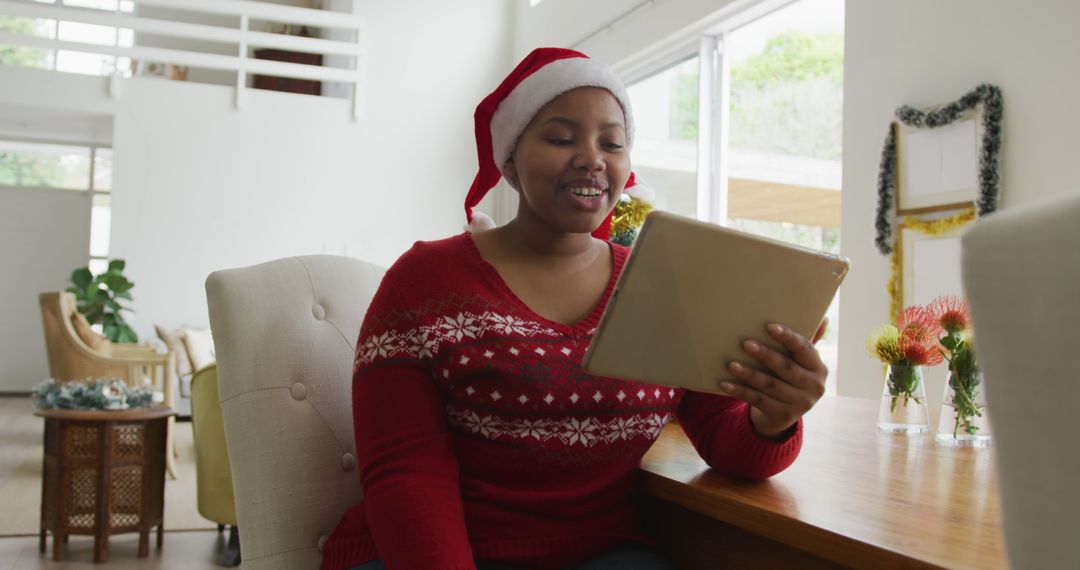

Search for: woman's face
xmin=503 ymin=87 xmax=631 ymax=236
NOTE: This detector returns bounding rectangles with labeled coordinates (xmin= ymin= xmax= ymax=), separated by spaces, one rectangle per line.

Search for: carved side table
xmin=36 ymin=406 xmax=173 ymax=562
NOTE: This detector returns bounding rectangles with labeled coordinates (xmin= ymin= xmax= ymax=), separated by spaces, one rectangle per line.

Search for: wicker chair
xmin=38 ymin=291 xmax=178 ymax=478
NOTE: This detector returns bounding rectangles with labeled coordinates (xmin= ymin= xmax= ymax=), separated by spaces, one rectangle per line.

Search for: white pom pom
xmin=466 ymin=211 xmax=496 ymax=233
xmin=624 ymin=179 xmax=656 ymax=203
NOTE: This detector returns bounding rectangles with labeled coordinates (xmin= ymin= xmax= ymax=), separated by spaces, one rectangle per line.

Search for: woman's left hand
xmin=719 ymin=319 xmax=829 ymax=439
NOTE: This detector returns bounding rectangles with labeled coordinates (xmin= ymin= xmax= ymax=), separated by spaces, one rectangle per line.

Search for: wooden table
xmin=36 ymin=406 xmax=173 ymax=563
xmin=637 ymin=396 xmax=1006 ymax=569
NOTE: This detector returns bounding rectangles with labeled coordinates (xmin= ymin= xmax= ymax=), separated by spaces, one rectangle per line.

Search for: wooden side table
xmin=36 ymin=406 xmax=174 ymax=563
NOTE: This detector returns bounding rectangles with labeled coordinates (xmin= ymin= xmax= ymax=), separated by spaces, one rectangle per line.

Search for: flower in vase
xmin=929 ymin=295 xmax=982 ymax=436
xmin=866 ymin=324 xmax=902 ymax=363
xmin=868 ymin=305 xmax=943 ymax=412
xmin=896 ymin=305 xmax=945 ymax=366
xmin=929 ymin=294 xmax=971 ymax=335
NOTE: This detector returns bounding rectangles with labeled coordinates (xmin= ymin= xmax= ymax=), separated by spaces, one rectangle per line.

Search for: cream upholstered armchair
xmin=39 ymin=291 xmax=178 ymax=477
xmin=205 ymin=255 xmax=384 ymax=570
xmin=962 ymin=191 xmax=1080 ymax=569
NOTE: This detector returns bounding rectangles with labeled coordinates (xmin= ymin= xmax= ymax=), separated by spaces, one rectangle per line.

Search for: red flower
xmin=929 ymin=295 xmax=971 ymax=334
xmin=895 ymin=305 xmax=944 ymax=366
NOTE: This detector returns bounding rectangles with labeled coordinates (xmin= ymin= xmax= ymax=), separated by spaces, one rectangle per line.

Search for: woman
xmin=321 ymin=47 xmax=828 ymax=570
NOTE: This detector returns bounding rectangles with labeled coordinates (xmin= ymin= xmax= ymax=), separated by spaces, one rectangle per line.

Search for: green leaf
xmin=85 ymin=307 xmax=104 ymax=324
xmin=116 ymin=325 xmax=138 ymax=344
xmin=103 ymin=274 xmax=124 ymax=291
xmin=70 ymin=267 xmax=93 ymax=289
xmin=102 ymin=321 xmax=118 ymax=341
xmin=940 ymin=336 xmax=958 ymax=350
xmin=107 ymin=259 xmax=125 ymax=273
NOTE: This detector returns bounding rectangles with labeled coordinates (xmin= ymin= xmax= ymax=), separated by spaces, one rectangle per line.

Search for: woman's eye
xmin=602 ymin=142 xmax=625 ymax=151
xmin=546 ymin=138 xmax=573 ymax=146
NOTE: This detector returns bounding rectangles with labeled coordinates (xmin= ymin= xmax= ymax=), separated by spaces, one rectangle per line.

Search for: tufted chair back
xmin=962 ymin=191 xmax=1080 ymax=569
xmin=205 ymin=255 xmax=384 ymax=570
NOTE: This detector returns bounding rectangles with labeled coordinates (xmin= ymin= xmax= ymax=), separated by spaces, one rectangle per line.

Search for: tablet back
xmin=582 ymin=211 xmax=849 ymax=393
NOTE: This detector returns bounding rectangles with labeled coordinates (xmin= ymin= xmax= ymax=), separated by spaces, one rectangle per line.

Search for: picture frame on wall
xmin=893 ymin=105 xmax=982 ymax=216
xmin=897 ymin=220 xmax=966 ymax=309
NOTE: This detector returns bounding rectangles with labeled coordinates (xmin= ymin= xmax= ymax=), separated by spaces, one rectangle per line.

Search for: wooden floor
xmin=0 ymin=397 xmax=227 ymax=569
xmin=0 ymin=530 xmax=230 ymax=569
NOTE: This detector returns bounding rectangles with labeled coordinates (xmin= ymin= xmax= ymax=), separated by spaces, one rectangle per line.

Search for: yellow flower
xmin=867 ymin=325 xmax=902 ymax=364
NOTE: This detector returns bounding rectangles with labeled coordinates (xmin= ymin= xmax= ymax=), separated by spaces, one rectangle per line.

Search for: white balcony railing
xmin=0 ymin=0 xmax=365 ymax=117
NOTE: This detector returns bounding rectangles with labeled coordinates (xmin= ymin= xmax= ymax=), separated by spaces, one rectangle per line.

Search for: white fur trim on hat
xmin=465 ymin=210 xmax=496 ymax=233
xmin=624 ymin=178 xmax=655 ymax=203
xmin=490 ymin=57 xmax=634 ymax=174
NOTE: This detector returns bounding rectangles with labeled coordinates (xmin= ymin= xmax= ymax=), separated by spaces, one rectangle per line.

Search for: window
xmin=0 ymin=139 xmax=113 ymax=275
xmin=0 ymin=0 xmax=135 ymax=77
xmin=626 ymin=57 xmax=700 ymax=218
xmin=0 ymin=140 xmax=91 ymax=189
xmin=627 ymin=0 xmax=844 ymax=392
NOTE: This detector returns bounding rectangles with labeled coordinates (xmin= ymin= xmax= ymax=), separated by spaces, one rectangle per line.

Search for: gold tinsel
xmin=901 ymin=208 xmax=976 ymax=235
xmin=888 ymin=207 xmax=976 ymax=321
xmin=611 ymin=197 xmax=653 ymax=237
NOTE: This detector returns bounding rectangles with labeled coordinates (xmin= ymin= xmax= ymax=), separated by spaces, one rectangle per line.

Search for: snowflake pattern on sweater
xmin=357 ymin=298 xmax=678 ymax=465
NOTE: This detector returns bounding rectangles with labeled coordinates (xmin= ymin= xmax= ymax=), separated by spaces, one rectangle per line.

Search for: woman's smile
xmin=561 ymin=177 xmax=611 ymax=211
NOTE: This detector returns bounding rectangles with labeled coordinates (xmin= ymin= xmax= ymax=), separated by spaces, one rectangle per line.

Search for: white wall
xmin=840 ymin=0 xmax=1080 ymax=407
xmin=0 ymin=0 xmax=514 ymax=391
xmin=0 ymin=187 xmax=91 ymax=392
xmin=111 ymin=0 xmax=513 ymax=341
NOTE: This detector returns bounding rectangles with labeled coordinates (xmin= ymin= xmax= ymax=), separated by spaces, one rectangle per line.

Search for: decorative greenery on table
xmin=33 ymin=378 xmax=154 ymax=410
xmin=67 ymin=258 xmax=138 ymax=343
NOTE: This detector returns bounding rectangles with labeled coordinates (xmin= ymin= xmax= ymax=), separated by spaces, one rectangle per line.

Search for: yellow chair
xmin=189 ymin=363 xmax=240 ymax=566
xmin=38 ymin=291 xmax=178 ymax=478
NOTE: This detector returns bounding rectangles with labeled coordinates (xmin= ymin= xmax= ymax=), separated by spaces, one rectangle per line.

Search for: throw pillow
xmin=155 ymin=325 xmax=194 ymax=377
xmin=182 ymin=327 xmax=216 ymax=371
xmin=70 ymin=312 xmax=111 ymax=356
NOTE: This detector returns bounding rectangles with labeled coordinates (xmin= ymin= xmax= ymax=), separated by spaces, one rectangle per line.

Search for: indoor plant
xmin=929 ymin=295 xmax=991 ymax=447
xmin=66 ymin=259 xmax=138 ymax=343
xmin=869 ymin=305 xmax=943 ymax=433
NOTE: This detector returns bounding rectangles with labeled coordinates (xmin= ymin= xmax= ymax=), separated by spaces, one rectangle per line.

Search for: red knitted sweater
xmin=320 ymin=233 xmax=802 ymax=570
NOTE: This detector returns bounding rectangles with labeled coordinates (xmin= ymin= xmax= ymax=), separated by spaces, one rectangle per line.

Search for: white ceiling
xmin=0 ymin=104 xmax=113 ymax=146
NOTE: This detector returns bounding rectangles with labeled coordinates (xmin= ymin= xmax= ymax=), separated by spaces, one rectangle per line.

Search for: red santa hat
xmin=464 ymin=47 xmax=644 ymax=239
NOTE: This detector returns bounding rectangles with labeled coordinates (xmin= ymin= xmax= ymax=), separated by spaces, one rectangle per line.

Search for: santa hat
xmin=464 ymin=47 xmax=644 ymax=239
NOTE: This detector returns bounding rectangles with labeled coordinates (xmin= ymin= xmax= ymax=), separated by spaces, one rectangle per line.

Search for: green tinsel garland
xmin=33 ymin=378 xmax=154 ymax=410
xmin=875 ymin=83 xmax=1003 ymax=255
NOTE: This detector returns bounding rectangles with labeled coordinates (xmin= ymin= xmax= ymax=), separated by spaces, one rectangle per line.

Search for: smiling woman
xmin=502 ymin=87 xmax=631 ymax=238
xmin=320 ymin=47 xmax=826 ymax=570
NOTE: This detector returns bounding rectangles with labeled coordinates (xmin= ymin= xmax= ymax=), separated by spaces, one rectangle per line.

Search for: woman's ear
xmin=502 ymin=158 xmax=520 ymax=191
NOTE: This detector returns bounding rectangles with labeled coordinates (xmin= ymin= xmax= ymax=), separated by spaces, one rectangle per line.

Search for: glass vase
xmin=877 ymin=364 xmax=930 ymax=433
xmin=936 ymin=371 xmax=992 ymax=447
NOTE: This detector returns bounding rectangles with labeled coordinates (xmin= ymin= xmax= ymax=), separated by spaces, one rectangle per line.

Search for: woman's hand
xmin=719 ymin=319 xmax=829 ymax=439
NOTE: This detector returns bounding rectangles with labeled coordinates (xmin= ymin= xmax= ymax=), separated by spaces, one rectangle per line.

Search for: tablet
xmin=582 ymin=210 xmax=850 ymax=394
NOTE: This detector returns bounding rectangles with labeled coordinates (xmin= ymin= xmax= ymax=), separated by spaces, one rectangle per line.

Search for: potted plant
xmin=868 ymin=305 xmax=943 ymax=433
xmin=67 ymin=259 xmax=138 ymax=343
